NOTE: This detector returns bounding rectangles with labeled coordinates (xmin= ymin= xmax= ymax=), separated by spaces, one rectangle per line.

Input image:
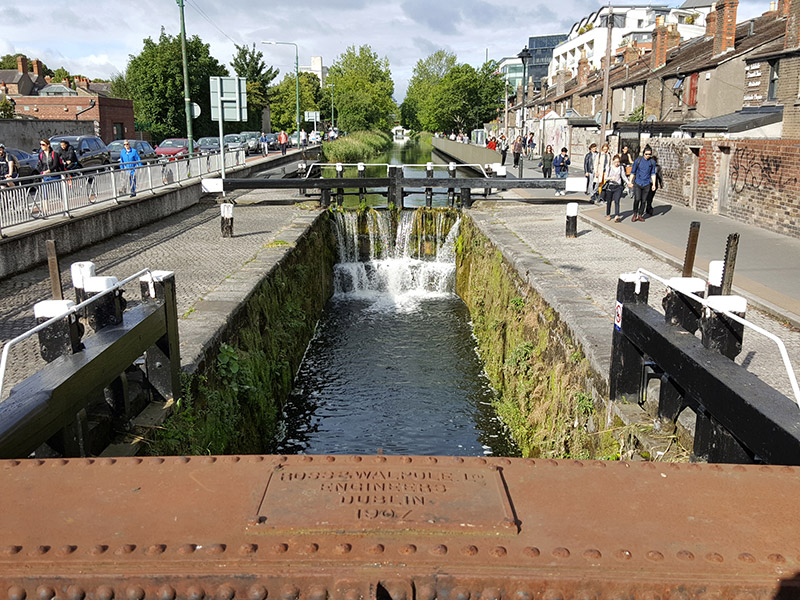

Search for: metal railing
xmin=0 ymin=149 xmax=246 ymax=236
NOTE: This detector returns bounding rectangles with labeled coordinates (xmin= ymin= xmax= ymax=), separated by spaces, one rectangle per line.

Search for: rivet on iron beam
xmin=95 ymin=587 xmax=114 ymax=600
xmin=215 ymin=585 xmax=235 ymax=600
xmin=246 ymin=586 xmax=267 ymax=600
xmin=399 ymin=544 xmax=417 ymax=555
xmin=8 ymin=586 xmax=26 ymax=600
xmin=677 ymin=550 xmax=695 ymax=561
xmin=614 ymin=549 xmax=632 ymax=561
xmin=186 ymin=587 xmax=205 ymax=600
xmin=308 ymin=587 xmax=327 ymax=600
xmin=67 ymin=586 xmax=85 ymax=600
xmin=523 ymin=547 xmax=540 ymax=558
xmin=551 ymin=547 xmax=570 ymax=559
xmin=126 ymin=587 xmax=145 ymax=600
xmin=36 ymin=587 xmax=55 ymax=600
xmin=429 ymin=544 xmax=447 ymax=556
xmin=490 ymin=547 xmax=507 ymax=558
xmin=583 ymin=549 xmax=602 ymax=560
xmin=645 ymin=550 xmax=664 ymax=561
xmin=281 ymin=585 xmax=299 ymax=600
xmin=157 ymin=586 xmax=176 ymax=600
xmin=451 ymin=588 xmax=469 ymax=600
xmin=461 ymin=545 xmax=478 ymax=557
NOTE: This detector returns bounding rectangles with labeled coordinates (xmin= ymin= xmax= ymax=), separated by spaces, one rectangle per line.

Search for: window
xmin=113 ymin=123 xmax=124 ymax=140
xmin=687 ymin=73 xmax=699 ymax=107
xmin=767 ymin=60 xmax=779 ymax=101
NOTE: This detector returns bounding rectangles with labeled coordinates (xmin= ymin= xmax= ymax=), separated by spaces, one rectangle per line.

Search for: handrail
xmin=0 ymin=268 xmax=154 ymax=401
xmin=635 ymin=267 xmax=800 ymax=408
xmin=300 ymin=163 xmax=492 ymax=178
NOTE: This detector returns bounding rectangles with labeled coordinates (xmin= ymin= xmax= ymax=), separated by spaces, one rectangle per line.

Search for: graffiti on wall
xmin=730 ymin=147 xmax=797 ymax=193
xmin=652 ymin=143 xmax=683 ymax=181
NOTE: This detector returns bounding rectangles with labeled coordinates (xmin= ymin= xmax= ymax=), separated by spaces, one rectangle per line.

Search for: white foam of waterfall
xmin=333 ymin=210 xmax=460 ymax=313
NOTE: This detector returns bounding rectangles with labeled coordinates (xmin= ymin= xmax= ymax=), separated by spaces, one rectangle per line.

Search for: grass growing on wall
xmin=149 ymin=221 xmax=337 ymax=456
xmin=456 ymin=217 xmax=617 ymax=459
xmin=322 ymin=131 xmax=393 ymax=162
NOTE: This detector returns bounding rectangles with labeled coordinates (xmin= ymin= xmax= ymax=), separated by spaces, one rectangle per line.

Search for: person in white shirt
xmin=603 ymin=154 xmax=630 ymax=222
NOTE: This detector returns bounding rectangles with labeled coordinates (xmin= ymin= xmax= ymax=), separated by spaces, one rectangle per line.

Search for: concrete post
xmin=448 ymin=162 xmax=456 ymax=207
xmin=425 ymin=162 xmax=433 ymax=207
xmin=220 ymin=203 xmax=234 ymax=238
xmin=336 ymin=163 xmax=344 ymax=206
xmin=358 ymin=162 xmax=366 ymax=202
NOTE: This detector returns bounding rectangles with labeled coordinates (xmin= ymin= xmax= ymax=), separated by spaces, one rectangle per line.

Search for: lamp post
xmin=330 ymin=83 xmax=335 ymax=132
xmin=263 ymin=41 xmax=300 ymax=148
xmin=517 ymin=47 xmax=532 ymax=138
xmin=176 ymin=0 xmax=194 ymax=156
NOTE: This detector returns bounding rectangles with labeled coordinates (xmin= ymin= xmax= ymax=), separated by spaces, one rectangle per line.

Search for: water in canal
xmin=275 ymin=139 xmax=518 ymax=457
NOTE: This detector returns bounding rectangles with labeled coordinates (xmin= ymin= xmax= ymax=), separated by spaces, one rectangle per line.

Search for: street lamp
xmin=330 ymin=83 xmax=335 ymax=132
xmin=263 ymin=41 xmax=300 ymax=148
xmin=517 ymin=47 xmax=532 ymax=138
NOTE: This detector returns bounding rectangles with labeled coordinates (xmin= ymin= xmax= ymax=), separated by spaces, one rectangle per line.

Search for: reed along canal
xmin=275 ymin=139 xmax=519 ymax=457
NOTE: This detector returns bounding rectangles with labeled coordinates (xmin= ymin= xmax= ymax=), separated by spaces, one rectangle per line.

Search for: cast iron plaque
xmin=250 ymin=464 xmax=518 ymax=533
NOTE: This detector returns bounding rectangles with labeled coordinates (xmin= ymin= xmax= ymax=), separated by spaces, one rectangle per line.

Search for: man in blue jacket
xmin=119 ymin=140 xmax=142 ymax=198
xmin=628 ymin=145 xmax=656 ymax=221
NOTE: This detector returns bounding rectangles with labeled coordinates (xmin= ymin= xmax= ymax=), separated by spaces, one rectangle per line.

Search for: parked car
xmin=4 ymin=147 xmax=38 ymax=177
xmin=154 ymin=138 xmax=198 ymax=159
xmin=106 ymin=139 xmax=156 ymax=163
xmin=309 ymin=131 xmax=322 ymax=144
xmin=239 ymin=131 xmax=260 ymax=154
xmin=264 ymin=133 xmax=278 ymax=150
xmin=223 ymin=134 xmax=247 ymax=152
xmin=50 ymin=135 xmax=111 ymax=169
xmin=197 ymin=137 xmax=221 ymax=154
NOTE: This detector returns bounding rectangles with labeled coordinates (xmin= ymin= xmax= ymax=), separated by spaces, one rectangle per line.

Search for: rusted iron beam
xmin=0 ymin=455 xmax=799 ymax=597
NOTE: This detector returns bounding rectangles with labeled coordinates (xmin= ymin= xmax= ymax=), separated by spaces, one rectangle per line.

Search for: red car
xmin=154 ymin=138 xmax=199 ymax=160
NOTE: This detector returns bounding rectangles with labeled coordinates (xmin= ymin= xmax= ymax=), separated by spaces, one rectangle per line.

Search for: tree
xmin=121 ymin=28 xmax=229 ymax=141
xmin=270 ymin=72 xmax=321 ymax=132
xmin=0 ymin=98 xmax=15 ymax=119
xmin=52 ymin=68 xmax=71 ymax=86
xmin=231 ymin=43 xmax=279 ymax=132
xmin=325 ymin=45 xmax=396 ymax=132
xmin=401 ymin=50 xmax=457 ymax=130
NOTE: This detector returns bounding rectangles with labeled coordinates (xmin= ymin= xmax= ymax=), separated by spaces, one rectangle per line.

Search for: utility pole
xmin=331 ymin=83 xmax=335 ymax=131
xmin=176 ymin=0 xmax=194 ymax=156
xmin=504 ymin=76 xmax=509 ymax=139
xmin=599 ymin=2 xmax=613 ymax=148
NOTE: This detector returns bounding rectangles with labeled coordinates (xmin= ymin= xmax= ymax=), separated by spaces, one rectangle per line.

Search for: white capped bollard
xmin=336 ymin=163 xmax=344 ymax=206
xmin=566 ymin=202 xmax=578 ymax=238
xmin=357 ymin=163 xmax=366 ymax=201
xmin=448 ymin=162 xmax=457 ymax=206
xmin=221 ymin=202 xmax=234 ymax=238
xmin=34 ymin=299 xmax=83 ymax=362
xmin=708 ymin=259 xmax=725 ymax=296
xmin=83 ymin=276 xmax=124 ymax=331
xmin=71 ymin=261 xmax=96 ymax=305
xmin=702 ymin=295 xmax=747 ymax=359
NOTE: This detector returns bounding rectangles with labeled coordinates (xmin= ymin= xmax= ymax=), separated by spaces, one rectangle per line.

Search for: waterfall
xmin=333 ymin=209 xmax=461 ymax=312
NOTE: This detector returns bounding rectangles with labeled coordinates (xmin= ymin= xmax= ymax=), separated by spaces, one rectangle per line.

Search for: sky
xmin=0 ymin=0 xmax=767 ymax=102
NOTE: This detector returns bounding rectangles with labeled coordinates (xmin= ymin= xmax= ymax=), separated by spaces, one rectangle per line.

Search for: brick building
xmin=2 ymin=55 xmax=134 ymax=144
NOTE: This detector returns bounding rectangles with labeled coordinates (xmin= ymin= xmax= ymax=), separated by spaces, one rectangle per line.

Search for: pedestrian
xmin=278 ymin=130 xmax=289 ymax=156
xmin=583 ymin=143 xmax=597 ymax=197
xmin=603 ymin=154 xmax=629 ymax=222
xmin=498 ymin=135 xmax=509 ymax=166
xmin=300 ymin=129 xmax=307 ymax=149
xmin=487 ymin=136 xmax=497 ymax=151
xmin=553 ymin=147 xmax=570 ymax=195
xmin=0 ymin=144 xmax=16 ymax=187
xmin=36 ymin=139 xmax=63 ymax=181
xmin=58 ymin=139 xmax=80 ymax=171
xmin=628 ymin=145 xmax=657 ymax=222
xmin=593 ymin=142 xmax=611 ymax=204
xmin=541 ymin=145 xmax=554 ymax=178
xmin=521 ymin=134 xmax=527 ymax=158
xmin=511 ymin=135 xmax=523 ymax=168
xmin=259 ymin=132 xmax=269 ymax=156
xmin=620 ymin=144 xmax=634 ymax=176
xmin=645 ymin=155 xmax=664 ymax=216
xmin=526 ymin=133 xmax=535 ymax=158
xmin=119 ymin=139 xmax=142 ymax=198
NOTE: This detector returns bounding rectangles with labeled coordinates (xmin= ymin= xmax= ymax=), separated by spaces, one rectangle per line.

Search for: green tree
xmin=401 ymin=50 xmax=457 ymax=130
xmin=231 ymin=43 xmax=279 ymax=132
xmin=270 ymin=72 xmax=320 ymax=132
xmin=420 ymin=61 xmax=503 ymax=133
xmin=121 ymin=28 xmax=229 ymax=141
xmin=0 ymin=97 xmax=16 ymax=119
xmin=52 ymin=67 xmax=71 ymax=86
xmin=325 ymin=45 xmax=396 ymax=132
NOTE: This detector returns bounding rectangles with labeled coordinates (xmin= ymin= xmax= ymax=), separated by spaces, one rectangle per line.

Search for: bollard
xmin=139 ymin=271 xmax=181 ymax=406
xmin=34 ymin=299 xmax=84 ymax=363
xmin=298 ymin=163 xmax=307 ymax=195
xmin=358 ymin=162 xmax=366 ymax=202
xmin=84 ymin=276 xmax=124 ymax=332
xmin=336 ymin=163 xmax=344 ymax=206
xmin=518 ymin=155 xmax=524 ymax=179
xmin=609 ymin=273 xmax=650 ymax=403
xmin=565 ymin=203 xmax=578 ymax=238
xmin=662 ymin=277 xmax=705 ymax=334
xmin=425 ymin=162 xmax=434 ymax=207
xmin=220 ymin=203 xmax=234 ymax=238
xmin=71 ymin=261 xmax=96 ymax=305
xmin=485 ymin=164 xmax=496 ymax=198
xmin=448 ymin=162 xmax=456 ymax=207
xmin=707 ymin=260 xmax=724 ymax=297
xmin=701 ymin=295 xmax=747 ymax=360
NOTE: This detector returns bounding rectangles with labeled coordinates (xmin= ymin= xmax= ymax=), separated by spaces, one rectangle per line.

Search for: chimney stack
xmin=32 ymin=59 xmax=43 ymax=76
xmin=577 ymin=49 xmax=589 ymax=86
xmin=786 ymin=0 xmax=800 ymax=47
xmin=555 ymin=70 xmax=568 ymax=96
xmin=714 ymin=0 xmax=739 ymax=56
xmin=651 ymin=16 xmax=669 ymax=69
xmin=778 ymin=0 xmax=791 ymax=17
xmin=623 ymin=44 xmax=640 ymax=64
xmin=16 ymin=55 xmax=28 ymax=75
xmin=705 ymin=5 xmax=717 ymax=39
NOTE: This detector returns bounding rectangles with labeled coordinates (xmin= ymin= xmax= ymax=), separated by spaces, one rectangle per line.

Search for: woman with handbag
xmin=541 ymin=145 xmax=554 ymax=178
xmin=604 ymin=154 xmax=629 ymax=222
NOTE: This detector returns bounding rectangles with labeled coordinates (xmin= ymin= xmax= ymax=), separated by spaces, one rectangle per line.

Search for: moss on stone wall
xmin=151 ymin=216 xmax=337 ymax=455
xmin=456 ymin=217 xmax=609 ymax=459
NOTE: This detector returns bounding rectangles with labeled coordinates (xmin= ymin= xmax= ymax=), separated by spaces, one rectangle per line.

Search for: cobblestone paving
xmin=0 ymin=189 xmax=316 ymax=399
xmin=475 ymin=197 xmax=800 ymax=401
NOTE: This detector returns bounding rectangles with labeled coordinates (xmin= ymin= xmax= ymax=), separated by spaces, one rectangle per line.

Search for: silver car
xmin=223 ymin=134 xmax=247 ymax=152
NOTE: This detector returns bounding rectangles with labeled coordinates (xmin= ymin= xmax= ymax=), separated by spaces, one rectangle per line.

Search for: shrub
xmin=322 ymin=130 xmax=392 ymax=162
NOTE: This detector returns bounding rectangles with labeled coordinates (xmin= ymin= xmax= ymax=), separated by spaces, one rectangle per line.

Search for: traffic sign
xmin=210 ymin=76 xmax=247 ymax=122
